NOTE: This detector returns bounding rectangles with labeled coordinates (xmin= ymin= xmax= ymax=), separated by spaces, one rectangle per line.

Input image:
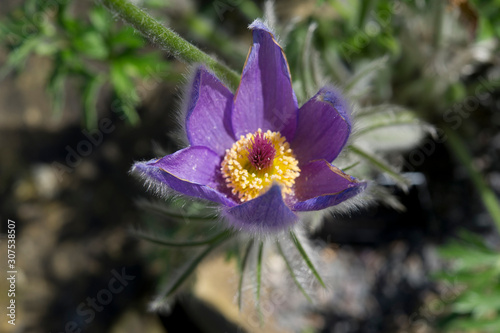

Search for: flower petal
xmin=291 ymin=87 xmax=351 ymax=165
xmin=131 ymin=146 xmax=236 ymax=207
xmin=186 ymin=67 xmax=235 ymax=155
xmin=223 ymin=184 xmax=298 ymax=233
xmin=291 ymin=160 xmax=366 ymax=211
xmin=232 ymin=20 xmax=298 ymax=141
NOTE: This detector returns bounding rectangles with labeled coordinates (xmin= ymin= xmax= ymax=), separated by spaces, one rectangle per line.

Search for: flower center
xmin=221 ymin=129 xmax=300 ymax=202
xmin=246 ymin=131 xmax=276 ymax=170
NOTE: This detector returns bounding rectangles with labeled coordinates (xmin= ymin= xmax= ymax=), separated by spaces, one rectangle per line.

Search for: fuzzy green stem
xmin=444 ymin=127 xmax=500 ymax=231
xmin=98 ymin=0 xmax=241 ymax=90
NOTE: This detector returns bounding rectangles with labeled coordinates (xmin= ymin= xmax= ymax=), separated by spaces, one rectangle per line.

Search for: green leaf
xmin=238 ymin=1 xmax=262 ymax=21
xmin=300 ymin=22 xmax=319 ymax=98
xmin=256 ymin=241 xmax=264 ymax=308
xmin=290 ymin=231 xmax=326 ymax=288
xmin=74 ymin=31 xmax=109 ymax=60
xmin=276 ymin=241 xmax=313 ymax=303
xmin=356 ymin=108 xmax=426 ymax=137
xmin=33 ymin=38 xmax=58 ymax=56
xmin=452 ymin=287 xmax=500 ymax=320
xmin=343 ymin=56 xmax=388 ymax=97
xmin=354 ymin=105 xmax=435 ymax=146
xmin=327 ymin=0 xmax=355 ymax=21
xmin=46 ymin=64 xmax=67 ymax=117
xmin=59 ymin=15 xmax=82 ymax=35
xmin=90 ymin=6 xmax=111 ymax=33
xmin=0 ymin=37 xmax=40 ymax=79
xmin=83 ymin=75 xmax=105 ymax=129
xmin=110 ymin=61 xmax=136 ymax=95
xmin=116 ymin=52 xmax=167 ymax=78
xmin=357 ymin=0 xmax=374 ymax=30
xmin=238 ymin=240 xmax=254 ymax=310
xmin=110 ymin=61 xmax=140 ymax=123
xmin=136 ymin=199 xmax=218 ymax=222
xmin=444 ymin=316 xmax=500 ymax=332
xmin=341 ymin=161 xmax=360 ymax=172
xmin=136 ymin=229 xmax=233 ymax=247
xmin=143 ymin=0 xmax=170 ymax=9
xmin=457 ymin=229 xmax=494 ymax=251
xmin=438 ymin=242 xmax=499 ymax=271
xmin=377 ymin=34 xmax=400 ymax=55
xmin=433 ymin=269 xmax=498 ymax=291
xmin=357 ymin=104 xmax=414 ymax=118
xmin=160 ymin=231 xmax=232 ymax=298
xmin=445 ymin=127 xmax=500 ymax=232
xmin=184 ymin=14 xmax=246 ymax=64
xmin=109 ymin=28 xmax=145 ymax=49
xmin=348 ymin=145 xmax=410 ymax=189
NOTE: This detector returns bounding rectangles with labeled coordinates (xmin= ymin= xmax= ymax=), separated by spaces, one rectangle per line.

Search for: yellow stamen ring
xmin=221 ymin=129 xmax=300 ymax=202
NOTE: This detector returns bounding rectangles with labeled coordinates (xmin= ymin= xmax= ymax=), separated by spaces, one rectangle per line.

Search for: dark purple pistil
xmin=247 ymin=132 xmax=276 ymax=170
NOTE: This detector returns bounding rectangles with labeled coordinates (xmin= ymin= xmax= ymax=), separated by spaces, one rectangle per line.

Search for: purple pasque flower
xmin=132 ymin=20 xmax=367 ymax=234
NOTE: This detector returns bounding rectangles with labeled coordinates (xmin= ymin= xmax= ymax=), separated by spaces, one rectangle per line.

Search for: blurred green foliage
xmin=471 ymin=0 xmax=500 ymax=39
xmin=0 ymin=0 xmax=169 ymax=128
xmin=435 ymin=231 xmax=500 ymax=332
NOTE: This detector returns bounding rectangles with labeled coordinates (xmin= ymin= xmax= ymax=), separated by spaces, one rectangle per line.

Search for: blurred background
xmin=1 ymin=0 xmax=500 ymax=332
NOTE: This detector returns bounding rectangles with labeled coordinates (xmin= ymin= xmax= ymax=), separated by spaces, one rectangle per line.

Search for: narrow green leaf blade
xmin=0 ymin=37 xmax=40 ymax=79
xmin=341 ymin=161 xmax=360 ymax=172
xmin=255 ymin=241 xmax=264 ymax=323
xmin=83 ymin=75 xmax=105 ymax=129
xmin=356 ymin=115 xmax=423 ymax=137
xmin=349 ymin=144 xmax=410 ymax=189
xmin=238 ymin=240 xmax=254 ymax=310
xmin=256 ymin=241 xmax=264 ymax=304
xmin=161 ymin=231 xmax=232 ymax=298
xmin=445 ymin=127 xmax=500 ymax=231
xmin=136 ymin=229 xmax=233 ymax=247
xmin=343 ymin=56 xmax=388 ymax=97
xmin=46 ymin=64 xmax=67 ymax=118
xmin=136 ymin=199 xmax=218 ymax=222
xmin=276 ymin=241 xmax=313 ymax=303
xmin=290 ymin=231 xmax=326 ymax=288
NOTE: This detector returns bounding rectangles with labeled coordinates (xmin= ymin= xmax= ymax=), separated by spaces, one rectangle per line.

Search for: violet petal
xmin=131 ymin=146 xmax=236 ymax=207
xmin=291 ymin=87 xmax=351 ymax=165
xmin=232 ymin=20 xmax=298 ymax=141
xmin=223 ymin=184 xmax=298 ymax=232
xmin=186 ymin=66 xmax=235 ymax=155
xmin=291 ymin=159 xmax=366 ymax=211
